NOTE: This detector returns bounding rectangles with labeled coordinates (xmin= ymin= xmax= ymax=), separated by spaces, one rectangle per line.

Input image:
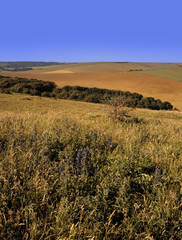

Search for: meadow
xmin=132 ymin=68 xmax=182 ymax=82
xmin=0 ymin=93 xmax=182 ymax=239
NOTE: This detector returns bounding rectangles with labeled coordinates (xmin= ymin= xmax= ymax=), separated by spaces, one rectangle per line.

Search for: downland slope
xmin=1 ymin=71 xmax=182 ymax=109
xmin=1 ymin=62 xmax=182 ymax=109
xmin=1 ymin=61 xmax=182 ymax=72
xmin=0 ymin=93 xmax=182 ymax=239
xmin=1 ymin=63 xmax=182 ymax=239
xmin=132 ymin=68 xmax=182 ymax=82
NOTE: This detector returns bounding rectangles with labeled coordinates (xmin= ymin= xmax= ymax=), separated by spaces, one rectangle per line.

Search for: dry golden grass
xmin=1 ymin=92 xmax=182 ymax=239
xmin=0 ymin=93 xmax=182 ymax=150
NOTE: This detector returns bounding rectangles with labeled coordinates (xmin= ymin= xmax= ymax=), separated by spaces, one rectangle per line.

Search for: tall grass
xmin=0 ymin=99 xmax=182 ymax=239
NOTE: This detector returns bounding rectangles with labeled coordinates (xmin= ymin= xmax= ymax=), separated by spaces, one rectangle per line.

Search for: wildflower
xmin=10 ymin=129 xmax=14 ymax=138
xmin=59 ymin=166 xmax=64 ymax=174
xmin=59 ymin=166 xmax=64 ymax=179
xmin=76 ymin=149 xmax=82 ymax=175
xmin=82 ymin=148 xmax=90 ymax=169
xmin=94 ymin=168 xmax=99 ymax=176
xmin=154 ymin=167 xmax=162 ymax=185
xmin=45 ymin=156 xmax=50 ymax=161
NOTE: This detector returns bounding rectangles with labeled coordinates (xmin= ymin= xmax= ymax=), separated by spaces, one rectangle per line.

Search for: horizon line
xmin=0 ymin=60 xmax=182 ymax=63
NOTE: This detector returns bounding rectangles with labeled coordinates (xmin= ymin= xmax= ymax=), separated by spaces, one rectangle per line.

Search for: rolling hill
xmin=1 ymin=62 xmax=182 ymax=109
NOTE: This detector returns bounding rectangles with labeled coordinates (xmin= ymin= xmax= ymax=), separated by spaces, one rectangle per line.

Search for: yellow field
xmin=1 ymin=92 xmax=181 ymax=126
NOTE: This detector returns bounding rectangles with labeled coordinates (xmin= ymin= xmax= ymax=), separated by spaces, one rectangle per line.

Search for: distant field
xmin=2 ymin=62 xmax=182 ymax=73
xmin=1 ymin=62 xmax=182 ymax=109
xmin=31 ymin=62 xmax=182 ymax=73
xmin=1 ymin=70 xmax=182 ymax=109
xmin=132 ymin=68 xmax=182 ymax=82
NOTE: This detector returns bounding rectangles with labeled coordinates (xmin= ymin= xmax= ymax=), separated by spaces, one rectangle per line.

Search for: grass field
xmin=1 ymin=62 xmax=182 ymax=73
xmin=0 ymin=93 xmax=182 ymax=239
xmin=132 ymin=68 xmax=182 ymax=82
xmin=1 ymin=63 xmax=182 ymax=239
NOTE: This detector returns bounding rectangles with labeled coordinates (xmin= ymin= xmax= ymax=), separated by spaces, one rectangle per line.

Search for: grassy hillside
xmin=0 ymin=93 xmax=182 ymax=239
xmin=133 ymin=68 xmax=182 ymax=82
xmin=54 ymin=62 xmax=182 ymax=73
xmin=1 ymin=62 xmax=182 ymax=73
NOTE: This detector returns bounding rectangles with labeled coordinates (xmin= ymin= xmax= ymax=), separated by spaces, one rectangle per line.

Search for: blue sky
xmin=1 ymin=0 xmax=182 ymax=62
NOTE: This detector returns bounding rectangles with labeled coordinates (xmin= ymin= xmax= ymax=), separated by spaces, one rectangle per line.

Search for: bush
xmin=106 ymin=96 xmax=134 ymax=121
xmin=41 ymin=91 xmax=50 ymax=97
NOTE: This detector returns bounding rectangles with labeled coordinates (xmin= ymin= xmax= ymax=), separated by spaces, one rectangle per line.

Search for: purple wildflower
xmin=154 ymin=167 xmax=162 ymax=184
xmin=10 ymin=129 xmax=14 ymax=138
xmin=76 ymin=149 xmax=82 ymax=175
xmin=82 ymin=147 xmax=90 ymax=175
xmin=59 ymin=166 xmax=64 ymax=179
xmin=45 ymin=156 xmax=50 ymax=161
xmin=94 ymin=168 xmax=99 ymax=176
xmin=59 ymin=166 xmax=64 ymax=174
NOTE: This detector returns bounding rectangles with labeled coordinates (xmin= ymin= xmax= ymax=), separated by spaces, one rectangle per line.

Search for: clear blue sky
xmin=1 ymin=0 xmax=182 ymax=62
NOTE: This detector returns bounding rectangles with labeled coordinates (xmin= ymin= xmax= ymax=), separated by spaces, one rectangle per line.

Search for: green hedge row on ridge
xmin=0 ymin=75 xmax=173 ymax=110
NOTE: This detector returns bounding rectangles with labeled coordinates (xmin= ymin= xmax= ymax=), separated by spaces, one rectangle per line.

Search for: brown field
xmin=45 ymin=70 xmax=74 ymax=74
xmin=1 ymin=63 xmax=182 ymax=109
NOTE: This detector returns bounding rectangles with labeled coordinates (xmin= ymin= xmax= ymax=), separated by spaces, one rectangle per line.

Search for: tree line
xmin=0 ymin=61 xmax=67 ymax=72
xmin=0 ymin=76 xmax=173 ymax=110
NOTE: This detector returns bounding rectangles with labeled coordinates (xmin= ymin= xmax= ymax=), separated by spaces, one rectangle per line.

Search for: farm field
xmin=132 ymin=68 xmax=182 ymax=82
xmin=1 ymin=61 xmax=182 ymax=72
xmin=0 ymin=93 xmax=182 ymax=239
xmin=1 ymin=68 xmax=182 ymax=109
